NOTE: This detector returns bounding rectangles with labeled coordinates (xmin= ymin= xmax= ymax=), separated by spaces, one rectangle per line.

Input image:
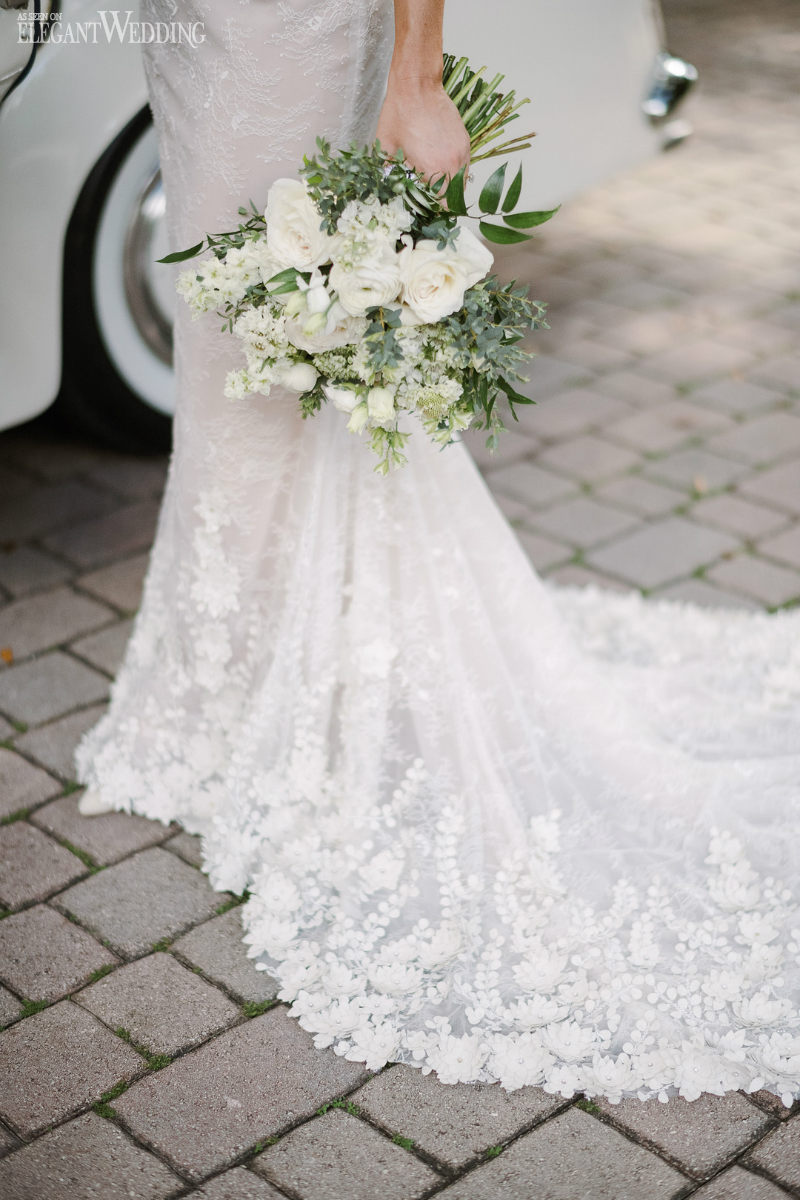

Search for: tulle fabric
xmin=75 ymin=0 xmax=800 ymax=1106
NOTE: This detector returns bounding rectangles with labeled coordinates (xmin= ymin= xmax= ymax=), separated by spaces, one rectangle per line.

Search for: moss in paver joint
xmin=19 ymin=998 xmax=49 ymax=1018
xmin=0 ymin=808 xmax=30 ymax=825
xmin=87 ymin=963 xmax=115 ymax=984
xmin=93 ymin=1078 xmax=129 ymax=1120
xmin=114 ymin=1026 xmax=172 ymax=1071
xmin=151 ymin=937 xmax=173 ymax=952
xmin=215 ymin=895 xmax=244 ymax=916
xmin=9 ymin=718 xmax=28 ymax=733
xmin=62 ymin=781 xmax=82 ymax=795
xmin=484 ymin=1145 xmax=504 ymax=1159
xmin=58 ymin=838 xmax=101 ymax=872
xmin=316 ymin=1098 xmax=361 ymax=1117
xmin=392 ymin=1134 xmax=415 ymax=1151
xmin=575 ymin=1097 xmax=601 ymax=1115
xmin=241 ymin=999 xmax=278 ymax=1018
xmin=252 ymin=1136 xmax=280 ymax=1153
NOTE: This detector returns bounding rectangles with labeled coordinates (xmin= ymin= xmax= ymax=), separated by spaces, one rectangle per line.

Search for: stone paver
xmin=76 ymin=953 xmax=240 ymax=1056
xmin=164 ymin=831 xmax=205 ymax=869
xmin=739 ymin=459 xmax=800 ymax=516
xmin=0 ymin=987 xmax=22 ymax=1029
xmin=595 ymin=1092 xmax=774 ymax=1179
xmin=532 ymin=496 xmax=638 ymax=549
xmin=43 ymin=502 xmax=160 ymax=570
xmin=15 ymin=703 xmax=108 ymax=779
xmin=690 ymin=493 xmax=789 ymax=540
xmin=594 ymin=474 xmax=685 ymax=518
xmin=744 ymin=1118 xmax=800 ymax=1192
xmin=0 ymin=905 xmax=117 ymax=1003
xmin=707 ymin=554 xmax=800 ymax=608
xmin=173 ymin=908 xmax=278 ymax=1004
xmin=0 ymin=587 xmax=112 ymax=663
xmin=78 ymin=554 xmax=149 ymax=613
xmin=0 ymin=822 xmax=85 ymax=909
xmin=0 ymin=546 xmax=71 ymax=597
xmin=605 ymin=400 xmax=729 ymax=454
xmin=485 ymin=460 xmax=576 ymax=508
xmin=0 ymin=1111 xmax=181 ymax=1199
xmin=434 ymin=1106 xmax=686 ymax=1199
xmin=190 ymin=1167 xmax=284 ymax=1199
xmin=0 ymin=481 xmax=116 ymax=545
xmin=759 ymin=523 xmax=800 ymax=570
xmin=526 ymin=388 xmax=630 ymax=441
xmin=537 ymin=435 xmax=640 ymax=483
xmin=693 ymin=379 xmax=782 ymax=416
xmin=31 ymin=793 xmax=170 ymax=866
xmin=706 ymin=412 xmax=800 ymax=465
xmin=644 ymin=447 xmax=749 ymax=492
xmin=0 ymin=1001 xmax=142 ymax=1136
xmin=354 ymin=1065 xmax=564 ymax=1170
xmin=54 ymin=847 xmax=221 ymax=958
xmin=253 ymin=1108 xmax=440 ymax=1200
xmin=586 ymin=517 xmax=738 ymax=589
xmin=0 ymin=748 xmax=61 ymax=819
xmin=692 ymin=1165 xmax=793 ymax=1199
xmin=114 ymin=1008 xmax=371 ymax=1181
xmin=70 ymin=618 xmax=134 ymax=675
xmin=652 ymin=578 xmax=760 ymax=610
xmin=0 ymin=652 xmax=108 ymax=726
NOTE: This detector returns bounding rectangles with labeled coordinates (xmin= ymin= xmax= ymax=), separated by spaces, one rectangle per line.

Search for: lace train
xmin=74 ymin=0 xmax=800 ymax=1107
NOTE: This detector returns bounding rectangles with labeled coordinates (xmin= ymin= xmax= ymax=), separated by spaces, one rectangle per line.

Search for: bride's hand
xmin=377 ymin=76 xmax=471 ymax=186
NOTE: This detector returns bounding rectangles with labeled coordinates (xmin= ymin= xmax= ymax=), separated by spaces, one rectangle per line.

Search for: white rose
xmin=329 ymin=250 xmax=402 ymax=316
xmin=279 ymin=362 xmax=318 ymax=392
xmin=323 ymin=383 xmax=361 ymax=413
xmin=285 ymin=300 xmax=366 ymax=353
xmin=399 ymin=225 xmax=494 ymax=323
xmin=367 ymin=385 xmax=396 ymax=425
xmin=265 ymin=178 xmax=336 ymax=270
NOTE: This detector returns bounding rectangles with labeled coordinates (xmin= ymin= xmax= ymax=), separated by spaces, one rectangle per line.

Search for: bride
xmin=74 ymin=0 xmax=800 ymax=1107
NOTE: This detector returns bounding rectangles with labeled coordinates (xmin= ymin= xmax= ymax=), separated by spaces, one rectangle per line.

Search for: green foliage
xmin=19 ymin=999 xmax=49 ymax=1018
xmin=151 ymin=938 xmax=173 ymax=953
xmin=59 ymin=839 xmax=99 ymax=872
xmin=215 ymin=895 xmax=244 ymax=916
xmin=575 ymin=1097 xmax=601 ymax=1115
xmin=241 ymin=999 xmax=277 ymax=1018
xmin=87 ymin=963 xmax=115 ymax=984
xmin=484 ymin=1145 xmax=504 ymax=1159
xmin=392 ymin=1134 xmax=415 ymax=1151
xmin=0 ymin=808 xmax=29 ymax=826
xmin=316 ymin=1098 xmax=361 ymax=1116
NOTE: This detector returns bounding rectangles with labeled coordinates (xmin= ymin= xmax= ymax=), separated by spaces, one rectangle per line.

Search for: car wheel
xmin=57 ymin=106 xmax=175 ymax=453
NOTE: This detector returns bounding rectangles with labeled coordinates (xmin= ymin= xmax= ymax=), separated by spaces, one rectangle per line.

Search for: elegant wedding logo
xmin=18 ymin=9 xmax=205 ymax=47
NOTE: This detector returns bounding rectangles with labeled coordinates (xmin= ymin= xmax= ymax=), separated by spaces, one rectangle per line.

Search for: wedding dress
xmin=74 ymin=0 xmax=800 ymax=1107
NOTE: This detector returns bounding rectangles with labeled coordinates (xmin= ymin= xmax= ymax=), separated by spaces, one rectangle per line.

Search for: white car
xmin=0 ymin=0 xmax=695 ymax=452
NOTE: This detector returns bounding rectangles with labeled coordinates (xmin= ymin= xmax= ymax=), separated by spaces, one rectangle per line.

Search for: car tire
xmin=56 ymin=106 xmax=175 ymax=454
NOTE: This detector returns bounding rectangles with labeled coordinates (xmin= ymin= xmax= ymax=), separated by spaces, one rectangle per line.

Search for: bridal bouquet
xmin=163 ymin=56 xmax=556 ymax=472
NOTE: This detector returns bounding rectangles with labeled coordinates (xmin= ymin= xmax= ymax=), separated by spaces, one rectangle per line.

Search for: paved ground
xmin=1 ymin=1 xmax=799 ymax=1196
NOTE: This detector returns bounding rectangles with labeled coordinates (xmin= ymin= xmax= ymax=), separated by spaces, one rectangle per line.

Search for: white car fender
xmin=0 ymin=0 xmax=146 ymax=428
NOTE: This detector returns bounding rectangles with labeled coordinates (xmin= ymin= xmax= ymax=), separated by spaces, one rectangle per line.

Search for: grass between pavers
xmin=241 ymin=999 xmax=278 ymax=1019
xmin=151 ymin=937 xmax=173 ymax=953
xmin=19 ymin=998 xmax=49 ymax=1018
xmin=574 ymin=1096 xmax=602 ymax=1115
xmin=484 ymin=1145 xmax=504 ymax=1159
xmin=392 ymin=1133 xmax=415 ymax=1151
xmin=87 ymin=963 xmax=115 ymax=984
xmin=93 ymin=1078 xmax=129 ymax=1120
xmin=0 ymin=808 xmax=31 ymax=826
xmin=62 ymin=781 xmax=82 ymax=795
xmin=115 ymin=1027 xmax=173 ymax=1072
xmin=56 ymin=837 xmax=102 ymax=873
xmin=316 ymin=1097 xmax=361 ymax=1117
xmin=251 ymin=1136 xmax=280 ymax=1153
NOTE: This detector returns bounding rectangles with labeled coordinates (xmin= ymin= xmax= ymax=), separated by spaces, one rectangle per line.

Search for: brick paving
xmin=0 ymin=0 xmax=799 ymax=1194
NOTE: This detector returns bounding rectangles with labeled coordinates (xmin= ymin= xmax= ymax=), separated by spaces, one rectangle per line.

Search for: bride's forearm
xmin=388 ymin=0 xmax=445 ymax=86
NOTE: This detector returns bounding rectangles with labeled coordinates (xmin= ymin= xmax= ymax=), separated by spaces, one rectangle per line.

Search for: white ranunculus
xmin=329 ymin=250 xmax=402 ymax=317
xmin=366 ymin=385 xmax=396 ymax=425
xmin=265 ymin=178 xmax=336 ymax=270
xmin=399 ymin=224 xmax=494 ymax=323
xmin=323 ymin=382 xmax=361 ymax=413
xmin=279 ymin=362 xmax=318 ymax=392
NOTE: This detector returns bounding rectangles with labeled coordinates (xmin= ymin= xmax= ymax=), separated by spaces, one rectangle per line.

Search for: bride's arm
xmin=376 ymin=0 xmax=470 ymax=182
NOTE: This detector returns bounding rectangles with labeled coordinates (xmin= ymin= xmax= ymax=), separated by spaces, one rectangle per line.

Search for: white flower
xmin=286 ymin=300 xmax=366 ymax=353
xmin=369 ymin=962 xmax=424 ymax=994
xmin=427 ymin=1033 xmax=487 ymax=1085
xmin=342 ymin=1021 xmax=401 ymax=1071
xmin=366 ymin=385 xmax=396 ymax=426
xmin=265 ymin=178 xmax=336 ymax=270
xmin=347 ymin=403 xmax=370 ymax=434
xmin=329 ymin=250 xmax=402 ymax=316
xmin=488 ymin=1033 xmax=554 ymax=1092
xmin=323 ymin=382 xmax=361 ymax=413
xmin=399 ymin=224 xmax=493 ymax=323
xmin=277 ymin=362 xmax=318 ymax=392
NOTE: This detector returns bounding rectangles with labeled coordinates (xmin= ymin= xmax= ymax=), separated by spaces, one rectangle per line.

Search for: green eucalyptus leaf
xmin=445 ymin=166 xmax=468 ymax=216
xmin=478 ymin=163 xmax=506 ymax=215
xmin=503 ymin=205 xmax=560 ymax=229
xmin=478 ymin=221 xmax=531 ymax=245
xmin=501 ymin=165 xmax=523 ymax=212
xmin=157 ymin=241 xmax=204 ymax=264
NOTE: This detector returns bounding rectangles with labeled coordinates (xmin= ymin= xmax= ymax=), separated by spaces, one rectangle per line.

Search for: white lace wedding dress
xmin=74 ymin=0 xmax=800 ymax=1107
